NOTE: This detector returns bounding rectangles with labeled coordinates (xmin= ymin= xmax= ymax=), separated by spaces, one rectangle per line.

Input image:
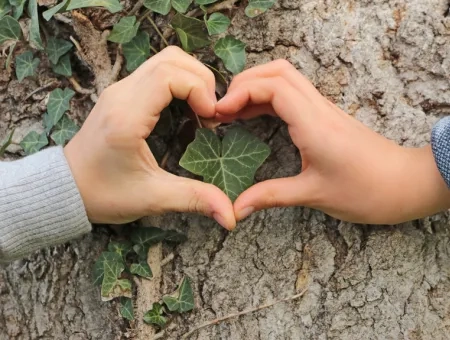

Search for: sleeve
xmin=0 ymin=147 xmax=91 ymax=262
xmin=431 ymin=116 xmax=450 ymax=188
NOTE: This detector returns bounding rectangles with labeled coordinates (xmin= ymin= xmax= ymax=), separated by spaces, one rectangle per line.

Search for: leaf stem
xmin=204 ymin=63 xmax=228 ymax=88
xmin=145 ymin=14 xmax=169 ymax=47
xmin=150 ymin=45 xmax=159 ymax=54
xmin=181 ymin=288 xmax=308 ymax=339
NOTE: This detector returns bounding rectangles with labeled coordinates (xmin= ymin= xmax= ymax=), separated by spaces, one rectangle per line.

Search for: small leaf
xmin=43 ymin=0 xmax=68 ymax=21
xmin=143 ymin=303 xmax=167 ymax=327
xmin=162 ymin=276 xmax=194 ymax=313
xmin=20 ymin=131 xmax=48 ymax=155
xmin=15 ymin=51 xmax=39 ymax=82
xmin=47 ymin=88 xmax=75 ymax=129
xmin=195 ymin=0 xmax=217 ymax=4
xmin=108 ymin=241 xmax=132 ymax=258
xmin=143 ymin=0 xmax=170 ymax=15
xmin=0 ymin=0 xmax=11 ymax=19
xmin=93 ymin=251 xmax=124 ymax=286
xmin=214 ymin=36 xmax=246 ymax=74
xmin=0 ymin=15 xmax=21 ymax=44
xmin=130 ymin=260 xmax=153 ymax=279
xmin=51 ymin=53 xmax=72 ymax=77
xmin=120 ymin=297 xmax=134 ymax=321
xmin=108 ymin=16 xmax=140 ymax=44
xmin=46 ymin=37 xmax=72 ymax=64
xmin=122 ymin=31 xmax=151 ymax=72
xmin=42 ymin=112 xmax=53 ymax=134
xmin=164 ymin=230 xmax=188 ymax=243
xmin=245 ymin=0 xmax=275 ymax=18
xmin=171 ymin=0 xmax=191 ymax=13
xmin=206 ymin=13 xmax=230 ymax=35
xmin=28 ymin=0 xmax=43 ymax=50
xmin=0 ymin=129 xmax=15 ymax=157
xmin=180 ymin=128 xmax=270 ymax=202
xmin=130 ymin=227 xmax=166 ymax=258
xmin=171 ymin=13 xmax=209 ymax=52
xmin=162 ymin=295 xmax=179 ymax=312
xmin=67 ymin=0 xmax=123 ymax=13
xmin=50 ymin=114 xmax=79 ymax=145
xmin=10 ymin=0 xmax=27 ymax=20
xmin=102 ymin=278 xmax=132 ymax=301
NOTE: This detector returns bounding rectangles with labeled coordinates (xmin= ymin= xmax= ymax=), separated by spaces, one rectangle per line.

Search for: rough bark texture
xmin=2 ymin=0 xmax=450 ymax=339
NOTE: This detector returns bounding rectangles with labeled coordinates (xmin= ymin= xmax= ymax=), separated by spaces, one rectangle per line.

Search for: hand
xmin=216 ymin=60 xmax=450 ymax=224
xmin=64 ymin=46 xmax=235 ymax=230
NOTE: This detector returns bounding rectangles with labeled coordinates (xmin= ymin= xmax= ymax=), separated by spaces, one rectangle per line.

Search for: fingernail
xmin=236 ymin=206 xmax=254 ymax=221
xmin=213 ymin=213 xmax=230 ymax=230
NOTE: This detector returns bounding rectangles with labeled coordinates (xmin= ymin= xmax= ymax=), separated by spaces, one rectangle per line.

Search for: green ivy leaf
xmin=0 ymin=15 xmax=21 ymax=44
xmin=0 ymin=0 xmax=11 ymax=19
xmin=120 ymin=297 xmax=134 ymax=321
xmin=214 ymin=36 xmax=246 ymax=74
xmin=245 ymin=0 xmax=275 ymax=17
xmin=122 ymin=31 xmax=150 ymax=72
xmin=180 ymin=128 xmax=270 ymax=202
xmin=130 ymin=260 xmax=153 ymax=279
xmin=93 ymin=251 xmax=124 ymax=286
xmin=51 ymin=53 xmax=72 ymax=77
xmin=143 ymin=0 xmax=170 ymax=15
xmin=0 ymin=129 xmax=15 ymax=157
xmin=15 ymin=51 xmax=39 ymax=82
xmin=47 ymin=88 xmax=75 ymax=129
xmin=108 ymin=241 xmax=132 ymax=258
xmin=143 ymin=303 xmax=167 ymax=327
xmin=102 ymin=278 xmax=132 ymax=301
xmin=195 ymin=0 xmax=217 ymax=5
xmin=130 ymin=227 xmax=166 ymax=258
xmin=50 ymin=114 xmax=79 ymax=145
xmin=164 ymin=230 xmax=187 ymax=243
xmin=28 ymin=0 xmax=43 ymax=49
xmin=46 ymin=37 xmax=72 ymax=64
xmin=10 ymin=0 xmax=27 ymax=20
xmin=42 ymin=112 xmax=52 ymax=134
xmin=43 ymin=0 xmax=68 ymax=21
xmin=108 ymin=16 xmax=140 ymax=44
xmin=171 ymin=0 xmax=191 ymax=13
xmin=206 ymin=12 xmax=230 ymax=35
xmin=162 ymin=276 xmax=194 ymax=313
xmin=171 ymin=13 xmax=209 ymax=52
xmin=20 ymin=131 xmax=48 ymax=155
xmin=67 ymin=0 xmax=123 ymax=13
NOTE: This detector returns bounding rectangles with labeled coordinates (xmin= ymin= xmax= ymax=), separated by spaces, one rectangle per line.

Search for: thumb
xmin=155 ymin=173 xmax=236 ymax=230
xmin=233 ymin=175 xmax=314 ymax=221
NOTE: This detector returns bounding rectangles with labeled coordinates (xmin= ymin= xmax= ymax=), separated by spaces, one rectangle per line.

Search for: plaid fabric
xmin=432 ymin=116 xmax=450 ymax=188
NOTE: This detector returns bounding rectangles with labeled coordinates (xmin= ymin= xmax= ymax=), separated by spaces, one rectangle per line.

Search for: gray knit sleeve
xmin=0 ymin=147 xmax=91 ymax=262
xmin=431 ymin=116 xmax=450 ymax=188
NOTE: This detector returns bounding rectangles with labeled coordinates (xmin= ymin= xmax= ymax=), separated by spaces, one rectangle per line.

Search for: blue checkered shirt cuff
xmin=431 ymin=116 xmax=450 ymax=188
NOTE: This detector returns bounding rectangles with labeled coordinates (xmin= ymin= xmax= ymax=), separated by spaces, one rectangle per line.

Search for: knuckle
xmin=161 ymin=45 xmax=184 ymax=55
xmin=187 ymin=187 xmax=204 ymax=213
xmin=272 ymin=58 xmax=294 ymax=71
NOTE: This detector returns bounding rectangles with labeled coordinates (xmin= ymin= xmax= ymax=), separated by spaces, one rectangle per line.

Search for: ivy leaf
xmin=130 ymin=227 xmax=166 ymax=258
xmin=93 ymin=251 xmax=124 ymax=286
xmin=164 ymin=230 xmax=187 ymax=243
xmin=130 ymin=260 xmax=153 ymax=279
xmin=120 ymin=297 xmax=134 ymax=321
xmin=0 ymin=15 xmax=21 ymax=44
xmin=171 ymin=13 xmax=209 ymax=52
xmin=143 ymin=0 xmax=170 ymax=15
xmin=50 ymin=114 xmax=79 ymax=145
xmin=245 ymin=0 xmax=275 ymax=18
xmin=28 ymin=0 xmax=43 ymax=50
xmin=195 ymin=0 xmax=217 ymax=5
xmin=20 ymin=131 xmax=48 ymax=155
xmin=46 ymin=37 xmax=72 ymax=64
xmin=43 ymin=0 xmax=69 ymax=21
xmin=67 ymin=0 xmax=123 ymax=13
xmin=108 ymin=241 xmax=132 ymax=258
xmin=42 ymin=112 xmax=53 ymax=134
xmin=122 ymin=31 xmax=150 ymax=72
xmin=162 ymin=276 xmax=194 ymax=313
xmin=102 ymin=278 xmax=132 ymax=301
xmin=214 ymin=36 xmax=246 ymax=74
xmin=0 ymin=129 xmax=15 ymax=157
xmin=15 ymin=51 xmax=39 ymax=82
xmin=180 ymin=128 xmax=270 ymax=202
xmin=206 ymin=12 xmax=230 ymax=35
xmin=171 ymin=0 xmax=191 ymax=13
xmin=0 ymin=0 xmax=11 ymax=19
xmin=108 ymin=16 xmax=140 ymax=44
xmin=143 ymin=303 xmax=167 ymax=327
xmin=10 ymin=0 xmax=27 ymax=20
xmin=51 ymin=53 xmax=72 ymax=77
xmin=47 ymin=88 xmax=75 ymax=129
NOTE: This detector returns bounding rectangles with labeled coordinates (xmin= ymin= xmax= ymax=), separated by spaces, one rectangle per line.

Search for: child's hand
xmin=216 ymin=60 xmax=450 ymax=224
xmin=64 ymin=46 xmax=235 ymax=230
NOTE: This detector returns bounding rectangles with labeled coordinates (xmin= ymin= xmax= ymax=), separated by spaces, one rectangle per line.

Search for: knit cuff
xmin=431 ymin=116 xmax=450 ymax=189
xmin=0 ymin=147 xmax=91 ymax=262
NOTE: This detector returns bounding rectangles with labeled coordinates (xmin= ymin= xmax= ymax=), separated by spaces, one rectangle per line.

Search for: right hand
xmin=216 ymin=60 xmax=450 ymax=224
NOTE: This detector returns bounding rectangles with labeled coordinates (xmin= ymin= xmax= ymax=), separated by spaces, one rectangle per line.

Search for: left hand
xmin=64 ymin=46 xmax=236 ymax=230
